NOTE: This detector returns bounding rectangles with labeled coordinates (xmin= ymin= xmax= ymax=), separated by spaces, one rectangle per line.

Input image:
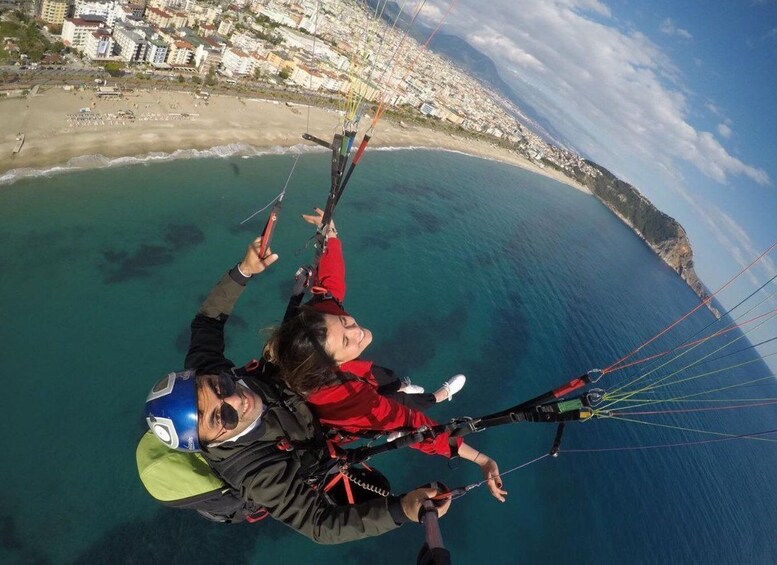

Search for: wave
xmin=372 ymin=144 xmax=502 ymax=163
xmin=0 ymin=142 xmax=327 ymax=186
xmin=0 ymin=142 xmax=542 ymax=189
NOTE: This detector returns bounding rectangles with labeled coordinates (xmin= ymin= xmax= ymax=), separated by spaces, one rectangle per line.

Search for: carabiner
xmin=586 ymin=368 xmax=603 ymax=383
xmin=584 ymin=388 xmax=607 ymax=407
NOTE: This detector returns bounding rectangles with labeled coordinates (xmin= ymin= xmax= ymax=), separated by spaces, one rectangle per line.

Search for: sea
xmin=1 ymin=148 xmax=776 ymax=564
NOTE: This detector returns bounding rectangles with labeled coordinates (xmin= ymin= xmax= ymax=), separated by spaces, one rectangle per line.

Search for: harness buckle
xmin=454 ymin=417 xmax=484 ymax=434
xmin=291 ymin=265 xmax=314 ymax=296
xmin=326 ymin=438 xmax=339 ymax=460
xmin=410 ymin=425 xmax=431 ymax=443
xmin=276 ymin=438 xmax=294 ymax=452
xmin=245 ymin=508 xmax=270 ymax=522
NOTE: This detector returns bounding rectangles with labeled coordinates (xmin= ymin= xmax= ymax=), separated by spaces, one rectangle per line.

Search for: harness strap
xmin=245 ymin=508 xmax=270 ymax=523
xmin=342 ymin=394 xmax=596 ymax=465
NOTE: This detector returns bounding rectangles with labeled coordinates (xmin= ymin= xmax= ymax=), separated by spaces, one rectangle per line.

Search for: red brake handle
xmin=259 ymin=211 xmax=278 ymax=259
xmin=552 ymin=378 xmax=586 ymax=399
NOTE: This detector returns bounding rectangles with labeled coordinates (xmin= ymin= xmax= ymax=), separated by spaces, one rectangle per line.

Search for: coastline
xmin=0 ymin=86 xmax=591 ymax=194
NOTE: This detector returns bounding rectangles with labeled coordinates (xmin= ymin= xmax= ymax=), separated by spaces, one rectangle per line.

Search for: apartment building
xmin=61 ymin=17 xmax=106 ymax=50
xmin=39 ymin=0 xmax=69 ymax=26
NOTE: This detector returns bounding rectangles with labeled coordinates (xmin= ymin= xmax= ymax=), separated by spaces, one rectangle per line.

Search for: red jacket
xmin=305 ymin=238 xmax=462 ymax=458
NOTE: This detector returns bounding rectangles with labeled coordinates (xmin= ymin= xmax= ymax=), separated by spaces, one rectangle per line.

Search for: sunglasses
xmin=209 ymin=373 xmax=240 ymax=431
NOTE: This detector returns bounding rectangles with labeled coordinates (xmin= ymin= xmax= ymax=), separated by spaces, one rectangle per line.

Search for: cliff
xmin=570 ymin=161 xmax=720 ymax=318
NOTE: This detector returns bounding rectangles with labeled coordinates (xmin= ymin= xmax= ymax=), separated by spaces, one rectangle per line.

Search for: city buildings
xmin=34 ymin=0 xmax=597 ymax=175
xmin=61 ymin=17 xmax=107 ymax=50
xmin=39 ymin=0 xmax=68 ymax=26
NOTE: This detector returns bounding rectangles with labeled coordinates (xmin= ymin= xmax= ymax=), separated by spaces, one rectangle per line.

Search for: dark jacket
xmin=183 ymin=266 xmax=406 ymax=544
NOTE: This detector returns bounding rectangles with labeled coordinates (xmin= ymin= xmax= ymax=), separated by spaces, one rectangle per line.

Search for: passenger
xmin=145 ymin=233 xmax=452 ymax=543
xmin=266 ymin=209 xmax=507 ymax=502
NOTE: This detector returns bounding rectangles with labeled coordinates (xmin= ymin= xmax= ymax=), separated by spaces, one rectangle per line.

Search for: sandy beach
xmin=0 ymin=86 xmax=590 ymax=194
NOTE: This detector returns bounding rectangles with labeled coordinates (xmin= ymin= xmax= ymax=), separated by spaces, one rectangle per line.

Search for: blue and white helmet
xmin=145 ymin=370 xmax=200 ymax=452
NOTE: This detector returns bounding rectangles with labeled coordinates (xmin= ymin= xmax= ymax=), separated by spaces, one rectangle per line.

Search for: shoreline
xmin=0 ymin=86 xmax=591 ymax=194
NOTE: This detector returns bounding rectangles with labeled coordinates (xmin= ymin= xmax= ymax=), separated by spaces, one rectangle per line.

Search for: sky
xmin=415 ymin=0 xmax=777 ymax=323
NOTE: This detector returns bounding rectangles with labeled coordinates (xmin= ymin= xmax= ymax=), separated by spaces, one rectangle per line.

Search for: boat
xmin=12 ymin=133 xmax=24 ymax=156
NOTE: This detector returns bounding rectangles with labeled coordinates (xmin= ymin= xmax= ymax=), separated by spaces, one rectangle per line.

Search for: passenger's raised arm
xmin=303 ymin=207 xmax=346 ymax=302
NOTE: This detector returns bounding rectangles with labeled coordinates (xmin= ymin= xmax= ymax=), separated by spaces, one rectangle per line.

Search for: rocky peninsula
xmin=570 ymin=161 xmax=720 ymax=317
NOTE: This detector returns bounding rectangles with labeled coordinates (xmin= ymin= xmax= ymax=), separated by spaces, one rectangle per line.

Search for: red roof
xmin=147 ymin=6 xmax=172 ymax=17
xmin=65 ymin=17 xmax=103 ymax=27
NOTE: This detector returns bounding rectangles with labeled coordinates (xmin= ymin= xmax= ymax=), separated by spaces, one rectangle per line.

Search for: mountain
xmin=424 ymin=33 xmax=567 ymax=141
xmin=362 ymin=1 xmax=560 ymax=141
xmin=422 ymin=33 xmax=511 ymax=100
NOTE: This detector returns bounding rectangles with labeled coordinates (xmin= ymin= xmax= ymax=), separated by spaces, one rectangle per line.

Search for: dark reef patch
xmin=0 ymin=513 xmax=22 ymax=551
xmin=457 ymin=288 xmax=531 ymax=392
xmin=354 ymin=233 xmax=392 ymax=253
xmin=472 ymin=250 xmax=498 ymax=268
xmin=0 ymin=512 xmax=52 ymax=564
xmin=164 ymin=223 xmax=205 ymax=249
xmin=389 ymin=181 xmax=455 ymax=203
xmin=407 ymin=207 xmax=443 ymax=235
xmin=72 ymin=508 xmax=291 ymax=565
xmin=345 ymin=197 xmax=378 ymax=213
xmin=1 ymin=226 xmax=93 ymax=275
xmin=101 ymin=224 xmax=205 ymax=283
xmin=102 ymin=244 xmax=174 ymax=283
xmin=368 ymin=306 xmax=468 ymax=376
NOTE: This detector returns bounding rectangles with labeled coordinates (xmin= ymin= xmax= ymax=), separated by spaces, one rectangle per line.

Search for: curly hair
xmin=265 ymin=306 xmax=338 ymax=396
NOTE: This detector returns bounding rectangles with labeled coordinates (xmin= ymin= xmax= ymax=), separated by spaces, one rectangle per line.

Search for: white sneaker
xmin=436 ymin=374 xmax=466 ymax=401
xmin=398 ymin=377 xmax=424 ymax=394
xmin=387 ymin=430 xmax=410 ymax=442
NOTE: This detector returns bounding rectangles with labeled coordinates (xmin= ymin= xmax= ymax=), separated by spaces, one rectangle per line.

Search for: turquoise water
xmin=1 ymin=150 xmax=776 ymax=564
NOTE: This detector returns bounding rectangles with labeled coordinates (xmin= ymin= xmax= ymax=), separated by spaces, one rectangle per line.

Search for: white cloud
xmin=416 ymin=3 xmax=445 ymax=25
xmin=558 ymin=0 xmax=612 ymax=17
xmin=678 ymin=196 xmax=777 ymax=289
xmin=659 ymin=18 xmax=693 ymax=40
xmin=712 ymin=209 xmax=777 ymax=286
xmin=469 ymin=30 xmax=545 ymax=71
xmin=440 ymin=0 xmax=769 ymax=187
xmin=694 ymin=131 xmax=769 ymax=184
xmin=717 ymin=122 xmax=733 ymax=139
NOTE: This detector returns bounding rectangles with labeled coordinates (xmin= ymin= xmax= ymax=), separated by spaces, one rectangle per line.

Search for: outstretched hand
xmin=239 ymin=236 xmax=278 ymax=276
xmin=302 ymin=207 xmax=336 ymax=237
xmin=456 ymin=443 xmax=508 ymax=503
xmin=478 ymin=456 xmax=508 ymax=502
